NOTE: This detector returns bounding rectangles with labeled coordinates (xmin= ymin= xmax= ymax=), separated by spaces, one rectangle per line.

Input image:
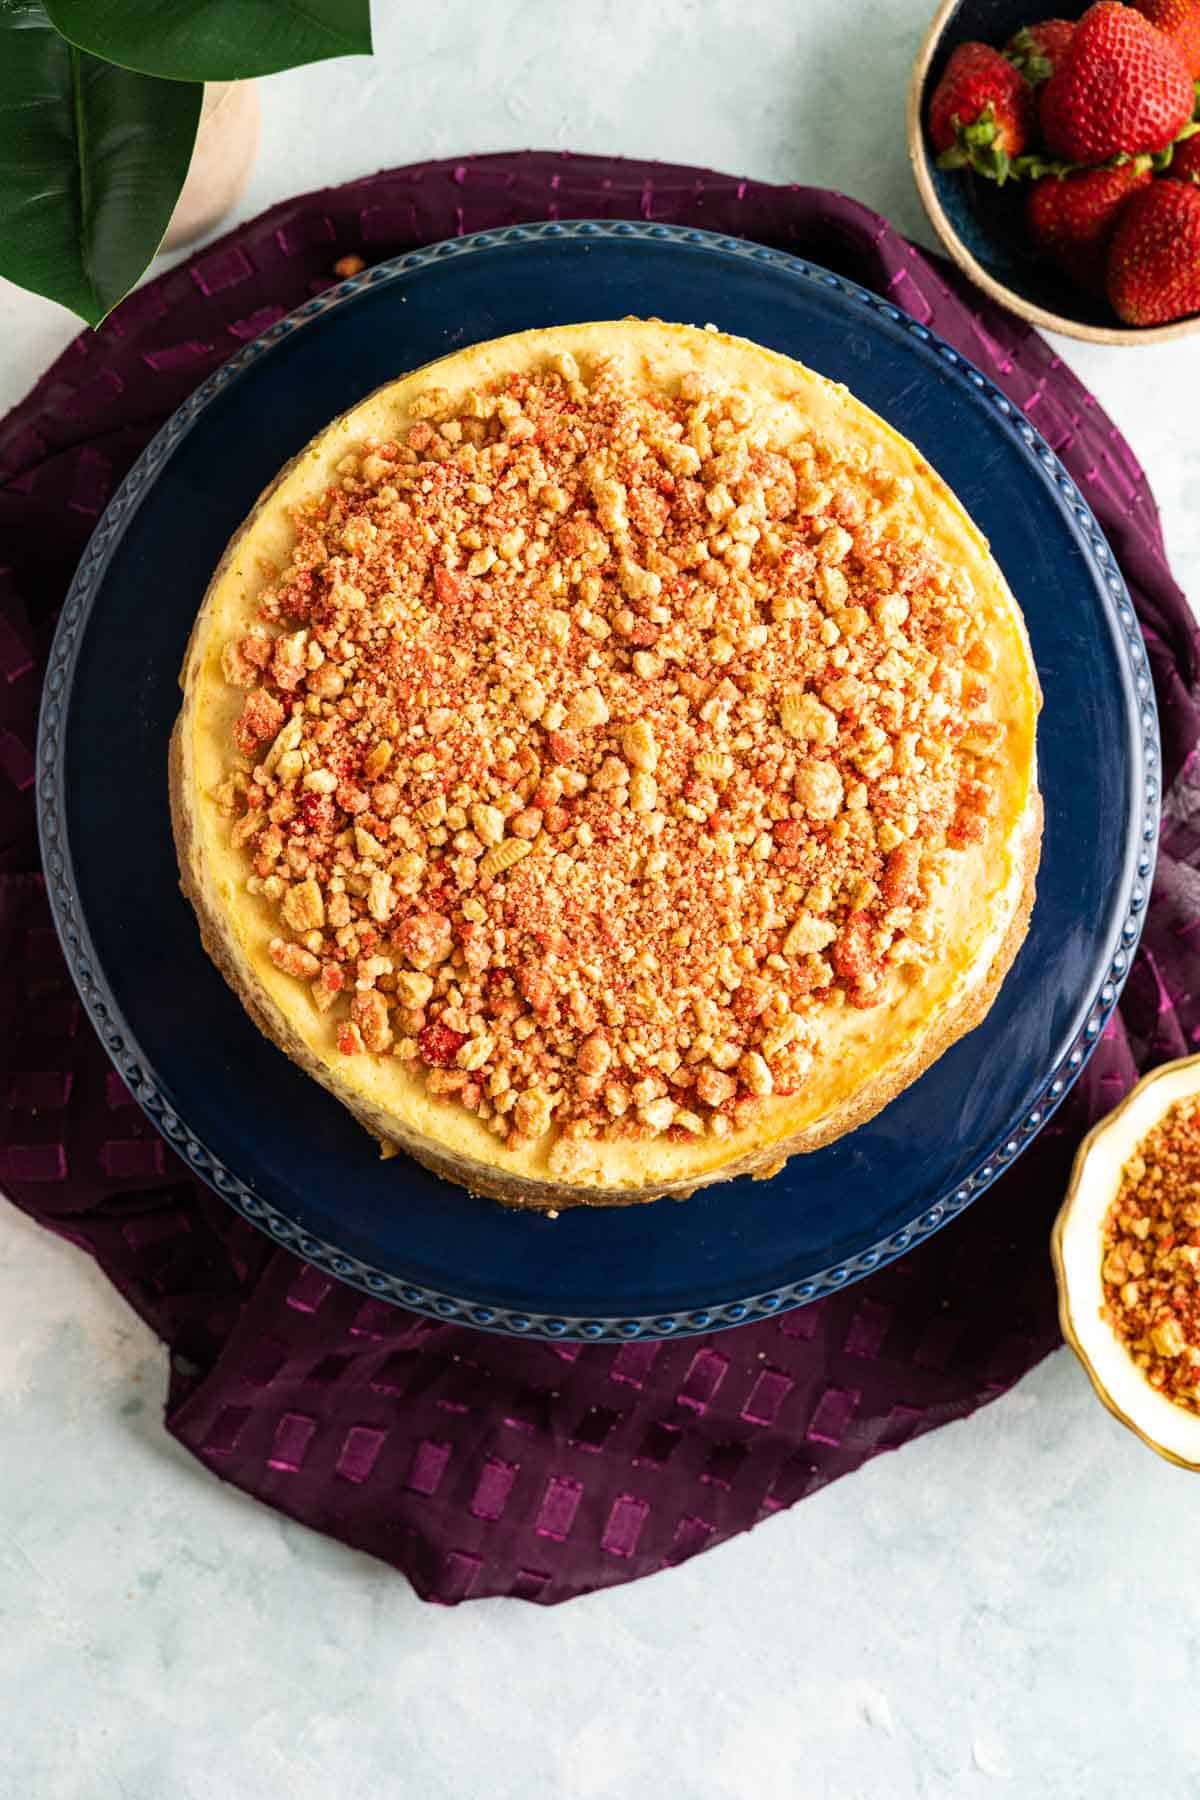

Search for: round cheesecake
xmin=171 ymin=320 xmax=1041 ymax=1208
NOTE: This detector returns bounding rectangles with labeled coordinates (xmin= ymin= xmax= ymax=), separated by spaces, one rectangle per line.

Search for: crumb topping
xmin=1101 ymin=1098 xmax=1200 ymax=1414
xmin=212 ymin=347 xmax=1007 ymax=1174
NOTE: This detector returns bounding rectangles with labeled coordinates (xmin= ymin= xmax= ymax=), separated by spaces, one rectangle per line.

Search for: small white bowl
xmin=1053 ymin=1052 xmax=1200 ymax=1471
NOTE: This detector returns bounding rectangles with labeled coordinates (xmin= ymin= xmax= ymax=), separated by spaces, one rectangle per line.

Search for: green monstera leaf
xmin=44 ymin=0 xmax=373 ymax=82
xmin=0 ymin=0 xmax=202 ymax=325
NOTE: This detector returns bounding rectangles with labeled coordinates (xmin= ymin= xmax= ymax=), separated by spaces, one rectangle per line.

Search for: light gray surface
xmin=1 ymin=3 xmax=1197 ymax=1795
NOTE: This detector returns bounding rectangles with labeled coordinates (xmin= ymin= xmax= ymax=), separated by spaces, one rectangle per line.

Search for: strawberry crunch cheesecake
xmin=171 ymin=320 xmax=1041 ymax=1207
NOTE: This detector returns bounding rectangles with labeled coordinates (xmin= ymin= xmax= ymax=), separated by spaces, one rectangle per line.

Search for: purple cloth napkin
xmin=2 ymin=154 xmax=1197 ymax=1606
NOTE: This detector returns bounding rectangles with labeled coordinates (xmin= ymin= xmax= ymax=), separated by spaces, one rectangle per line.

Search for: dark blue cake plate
xmin=37 ymin=221 xmax=1158 ymax=1340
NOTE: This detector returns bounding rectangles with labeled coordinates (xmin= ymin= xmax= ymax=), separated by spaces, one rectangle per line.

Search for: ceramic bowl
xmin=1052 ymin=1053 xmax=1200 ymax=1470
xmin=908 ymin=0 xmax=1200 ymax=345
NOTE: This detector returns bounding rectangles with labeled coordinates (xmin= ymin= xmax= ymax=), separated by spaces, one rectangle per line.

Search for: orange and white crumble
xmin=172 ymin=321 xmax=1040 ymax=1205
xmin=1101 ymin=1099 xmax=1200 ymax=1414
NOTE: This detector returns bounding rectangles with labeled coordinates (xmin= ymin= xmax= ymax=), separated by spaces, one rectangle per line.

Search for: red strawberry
xmin=928 ymin=42 xmax=1035 ymax=182
xmin=1040 ymin=2 xmax=1194 ymax=161
xmin=1130 ymin=0 xmax=1200 ymax=77
xmin=1170 ymin=131 xmax=1200 ymax=176
xmin=1107 ymin=176 xmax=1200 ymax=320
xmin=1026 ymin=159 xmax=1153 ymax=287
xmin=1004 ymin=18 xmax=1077 ymax=83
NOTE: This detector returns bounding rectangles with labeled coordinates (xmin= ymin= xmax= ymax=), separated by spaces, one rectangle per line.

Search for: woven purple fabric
xmin=2 ymin=154 xmax=1198 ymax=1606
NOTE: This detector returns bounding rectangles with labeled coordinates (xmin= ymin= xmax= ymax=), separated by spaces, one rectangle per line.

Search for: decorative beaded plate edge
xmin=36 ymin=219 xmax=1161 ymax=1342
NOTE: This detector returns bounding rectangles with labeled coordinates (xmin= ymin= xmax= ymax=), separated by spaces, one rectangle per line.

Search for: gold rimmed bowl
xmin=1053 ymin=1053 xmax=1200 ymax=1471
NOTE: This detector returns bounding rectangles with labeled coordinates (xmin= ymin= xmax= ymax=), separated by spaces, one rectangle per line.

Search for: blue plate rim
xmin=36 ymin=218 xmax=1160 ymax=1342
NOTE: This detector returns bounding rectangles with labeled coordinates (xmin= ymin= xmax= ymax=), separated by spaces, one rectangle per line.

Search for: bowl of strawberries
xmin=909 ymin=0 xmax=1200 ymax=340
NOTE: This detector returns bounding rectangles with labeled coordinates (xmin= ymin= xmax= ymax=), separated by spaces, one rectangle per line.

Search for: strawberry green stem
xmin=975 ymin=125 xmax=1197 ymax=186
xmin=1004 ymin=27 xmax=1052 ymax=86
xmin=934 ymin=106 xmax=1013 ymax=186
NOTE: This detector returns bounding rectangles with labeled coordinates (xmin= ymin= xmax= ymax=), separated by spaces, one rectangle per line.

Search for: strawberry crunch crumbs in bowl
xmin=1101 ymin=1099 xmax=1200 ymax=1410
xmin=172 ymin=320 xmax=1040 ymax=1207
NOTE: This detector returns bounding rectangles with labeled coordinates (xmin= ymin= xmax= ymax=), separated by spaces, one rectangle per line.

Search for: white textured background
xmin=1 ymin=3 xmax=1197 ymax=1796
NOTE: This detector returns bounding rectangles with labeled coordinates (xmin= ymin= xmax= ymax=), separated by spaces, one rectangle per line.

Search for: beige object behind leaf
xmin=163 ymin=82 xmax=260 ymax=253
